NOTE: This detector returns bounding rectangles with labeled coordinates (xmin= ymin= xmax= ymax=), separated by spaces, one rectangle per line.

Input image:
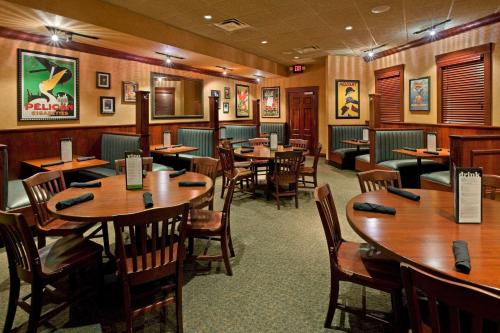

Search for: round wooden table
xmin=47 ymin=171 xmax=213 ymax=222
xmin=346 ymin=189 xmax=500 ymax=294
xmin=234 ymin=145 xmax=307 ymax=160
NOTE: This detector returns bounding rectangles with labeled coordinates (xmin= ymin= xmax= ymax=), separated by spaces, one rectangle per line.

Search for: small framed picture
xmin=409 ymin=76 xmax=430 ymax=111
xmin=122 ymin=81 xmax=138 ymax=104
xmin=100 ymin=96 xmax=115 ymax=114
xmin=96 ymin=72 xmax=110 ymax=89
xmin=211 ymin=90 xmax=220 ymax=97
xmin=223 ymin=102 xmax=229 ymax=113
xmin=224 ymin=86 xmax=230 ymax=99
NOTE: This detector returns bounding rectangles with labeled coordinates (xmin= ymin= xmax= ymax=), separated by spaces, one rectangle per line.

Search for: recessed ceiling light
xmin=204 ymin=15 xmax=212 ymax=20
xmin=261 ymin=40 xmax=268 ymax=44
xmin=293 ymin=56 xmax=299 ymax=59
xmin=345 ymin=26 xmax=353 ymax=31
xmin=371 ymin=5 xmax=391 ymax=14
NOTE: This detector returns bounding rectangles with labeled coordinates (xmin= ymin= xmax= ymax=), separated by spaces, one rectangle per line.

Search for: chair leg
xmin=324 ymin=276 xmax=339 ymax=328
xmin=101 ymin=221 xmax=111 ymax=257
xmin=176 ymin=271 xmax=184 ymax=333
xmin=295 ymin=191 xmax=299 ymax=209
xmin=313 ymin=173 xmax=318 ymax=187
xmin=27 ymin=283 xmax=44 ymax=333
xmin=221 ymin=233 xmax=233 ymax=276
xmin=221 ymin=174 xmax=226 ymax=199
xmin=37 ymin=233 xmax=46 ymax=248
xmin=122 ymin=282 xmax=133 ymax=333
xmin=4 ymin=273 xmax=20 ymax=333
xmin=227 ymin=224 xmax=235 ymax=257
xmin=391 ymin=289 xmax=404 ymax=333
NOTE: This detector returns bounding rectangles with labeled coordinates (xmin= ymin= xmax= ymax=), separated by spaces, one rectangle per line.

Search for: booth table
xmin=22 ymin=156 xmax=109 ymax=173
xmin=341 ymin=139 xmax=370 ymax=151
xmin=234 ymin=145 xmax=308 ymax=160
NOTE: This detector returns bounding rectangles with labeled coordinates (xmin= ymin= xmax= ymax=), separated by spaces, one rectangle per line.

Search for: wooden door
xmin=155 ymin=87 xmax=175 ymax=116
xmin=286 ymin=87 xmax=318 ymax=151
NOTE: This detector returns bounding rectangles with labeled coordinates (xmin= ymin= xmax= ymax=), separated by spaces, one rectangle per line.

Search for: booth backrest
xmin=331 ymin=125 xmax=368 ymax=151
xmin=177 ymin=128 xmax=214 ymax=157
xmin=225 ymin=125 xmax=257 ymax=147
xmin=261 ymin=123 xmax=286 ymax=144
xmin=101 ymin=133 xmax=141 ymax=170
xmin=375 ymin=130 xmax=424 ymax=163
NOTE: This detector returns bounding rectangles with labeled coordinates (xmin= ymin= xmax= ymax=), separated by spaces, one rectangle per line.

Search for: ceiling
xmin=104 ymin=0 xmax=500 ymax=65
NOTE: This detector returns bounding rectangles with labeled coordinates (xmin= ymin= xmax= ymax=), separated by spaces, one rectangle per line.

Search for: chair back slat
xmin=274 ymin=151 xmax=302 ymax=185
xmin=401 ymin=264 xmax=500 ymax=333
xmin=482 ymin=174 xmax=500 ymax=201
xmin=312 ymin=143 xmax=323 ymax=170
xmin=358 ymin=170 xmax=402 ymax=193
xmin=314 ymin=184 xmax=342 ymax=267
xmin=23 ymin=170 xmax=66 ymax=228
xmin=113 ymin=203 xmax=190 ymax=286
xmin=115 ymin=157 xmax=153 ymax=175
xmin=289 ymin=139 xmax=308 ymax=149
xmin=248 ymin=138 xmax=269 ymax=147
xmin=221 ymin=177 xmax=236 ymax=229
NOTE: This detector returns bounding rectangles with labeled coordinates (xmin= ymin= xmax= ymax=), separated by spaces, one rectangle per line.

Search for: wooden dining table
xmin=346 ymin=189 xmax=500 ymax=294
xmin=234 ymin=145 xmax=308 ymax=160
xmin=22 ymin=155 xmax=109 ymax=173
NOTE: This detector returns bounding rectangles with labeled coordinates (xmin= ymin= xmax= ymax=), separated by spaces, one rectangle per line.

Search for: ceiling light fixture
xmin=293 ymin=56 xmax=300 ymax=59
xmin=413 ymin=19 xmax=451 ymax=35
xmin=254 ymin=74 xmax=263 ymax=82
xmin=50 ymin=33 xmax=59 ymax=42
xmin=216 ymin=65 xmax=233 ymax=76
xmin=204 ymin=15 xmax=212 ymax=20
xmin=261 ymin=40 xmax=268 ymax=44
xmin=155 ymin=51 xmax=185 ymax=65
xmin=45 ymin=26 xmax=98 ymax=42
xmin=166 ymin=56 xmax=172 ymax=64
xmin=371 ymin=5 xmax=391 ymax=14
xmin=429 ymin=29 xmax=437 ymax=36
xmin=345 ymin=26 xmax=353 ymax=31
xmin=363 ymin=44 xmax=387 ymax=58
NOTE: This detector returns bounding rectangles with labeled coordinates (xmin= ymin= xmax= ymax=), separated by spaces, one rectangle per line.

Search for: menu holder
xmin=125 ymin=151 xmax=143 ymax=190
xmin=362 ymin=128 xmax=369 ymax=141
xmin=270 ymin=132 xmax=278 ymax=151
xmin=163 ymin=130 xmax=171 ymax=147
xmin=219 ymin=126 xmax=226 ymax=140
xmin=454 ymin=166 xmax=482 ymax=224
xmin=427 ymin=132 xmax=437 ymax=152
xmin=60 ymin=138 xmax=73 ymax=163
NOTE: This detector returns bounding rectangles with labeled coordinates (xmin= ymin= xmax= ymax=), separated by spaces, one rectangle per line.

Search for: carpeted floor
xmin=0 ymin=158 xmax=394 ymax=332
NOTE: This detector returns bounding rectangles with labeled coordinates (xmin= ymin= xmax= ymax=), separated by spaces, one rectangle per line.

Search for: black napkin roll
xmin=241 ymin=149 xmax=254 ymax=153
xmin=56 ymin=193 xmax=94 ymax=210
xmin=353 ymin=202 xmax=396 ymax=215
xmin=41 ymin=160 xmax=64 ymax=167
xmin=169 ymin=169 xmax=186 ymax=178
xmin=387 ymin=186 xmax=420 ymax=201
xmin=171 ymin=144 xmax=183 ymax=148
xmin=453 ymin=240 xmax=471 ymax=274
xmin=283 ymin=144 xmax=292 ymax=148
xmin=424 ymin=150 xmax=440 ymax=155
xmin=179 ymin=181 xmax=206 ymax=187
xmin=70 ymin=181 xmax=102 ymax=188
xmin=358 ymin=140 xmax=369 ymax=143
xmin=143 ymin=192 xmax=154 ymax=209
xmin=402 ymin=147 xmax=417 ymax=152
xmin=76 ymin=156 xmax=96 ymax=162
xmin=155 ymin=146 xmax=169 ymax=151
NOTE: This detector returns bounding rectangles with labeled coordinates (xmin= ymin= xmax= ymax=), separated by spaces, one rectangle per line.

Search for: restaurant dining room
xmin=1 ymin=0 xmax=500 ymax=332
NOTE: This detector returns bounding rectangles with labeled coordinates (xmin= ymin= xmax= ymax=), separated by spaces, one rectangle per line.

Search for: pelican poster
xmin=18 ymin=49 xmax=79 ymax=121
xmin=235 ymin=84 xmax=250 ymax=118
xmin=261 ymin=87 xmax=280 ymax=118
xmin=335 ymin=80 xmax=360 ymax=119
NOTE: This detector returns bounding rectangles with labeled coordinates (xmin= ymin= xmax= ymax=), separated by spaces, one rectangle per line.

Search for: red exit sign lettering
xmin=290 ymin=65 xmax=306 ymax=73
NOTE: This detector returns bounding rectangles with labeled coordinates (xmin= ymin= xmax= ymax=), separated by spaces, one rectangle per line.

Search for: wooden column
xmin=135 ymin=91 xmax=150 ymax=156
xmin=253 ymin=99 xmax=261 ymax=136
xmin=209 ymin=96 xmax=220 ymax=155
xmin=369 ymin=93 xmax=381 ymax=129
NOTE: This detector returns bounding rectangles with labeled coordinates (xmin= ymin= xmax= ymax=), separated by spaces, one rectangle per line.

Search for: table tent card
xmin=163 ymin=130 xmax=171 ymax=147
xmin=362 ymin=128 xmax=369 ymax=141
xmin=219 ymin=127 xmax=226 ymax=140
xmin=454 ymin=167 xmax=482 ymax=224
xmin=427 ymin=132 xmax=437 ymax=152
xmin=270 ymin=132 xmax=278 ymax=150
xmin=125 ymin=151 xmax=143 ymax=190
xmin=60 ymin=138 xmax=73 ymax=162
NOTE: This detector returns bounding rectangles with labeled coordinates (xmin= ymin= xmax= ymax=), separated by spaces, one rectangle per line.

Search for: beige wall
xmin=0 ymin=36 xmax=256 ymax=130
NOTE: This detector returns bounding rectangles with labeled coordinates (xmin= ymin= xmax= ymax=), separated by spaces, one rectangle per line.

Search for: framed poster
xmin=409 ymin=76 xmax=430 ymax=111
xmin=18 ymin=49 xmax=79 ymax=121
xmin=96 ymin=72 xmax=110 ymax=89
xmin=224 ymin=86 xmax=230 ymax=99
xmin=335 ymin=80 xmax=360 ymax=119
xmin=261 ymin=87 xmax=280 ymax=118
xmin=100 ymin=96 xmax=115 ymax=114
xmin=235 ymin=84 xmax=250 ymax=118
xmin=223 ymin=102 xmax=229 ymax=113
xmin=122 ymin=81 xmax=138 ymax=104
xmin=211 ymin=90 xmax=220 ymax=97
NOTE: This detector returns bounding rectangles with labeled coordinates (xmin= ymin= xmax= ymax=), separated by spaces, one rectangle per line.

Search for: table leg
xmin=416 ymin=158 xmax=422 ymax=188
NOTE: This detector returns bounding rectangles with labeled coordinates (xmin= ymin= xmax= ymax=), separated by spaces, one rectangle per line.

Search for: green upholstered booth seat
xmin=177 ymin=128 xmax=214 ymax=157
xmin=224 ymin=125 xmax=257 ymax=147
xmin=378 ymin=159 xmax=441 ymax=170
xmin=355 ymin=154 xmax=370 ymax=163
xmin=421 ymin=170 xmax=451 ymax=186
xmin=7 ymin=179 xmax=30 ymax=210
xmin=334 ymin=147 xmax=369 ymax=158
xmin=331 ymin=125 xmax=368 ymax=151
xmin=261 ymin=123 xmax=286 ymax=144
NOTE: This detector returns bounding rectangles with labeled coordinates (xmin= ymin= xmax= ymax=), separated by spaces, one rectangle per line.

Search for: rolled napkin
xmin=349 ymin=138 xmax=359 ymax=142
xmin=169 ymin=169 xmax=186 ymax=178
xmin=41 ymin=160 xmax=64 ymax=167
xmin=241 ymin=149 xmax=254 ymax=153
xmin=424 ymin=150 xmax=440 ymax=155
xmin=358 ymin=140 xmax=369 ymax=143
xmin=402 ymin=147 xmax=417 ymax=152
xmin=143 ymin=192 xmax=153 ymax=208
xmin=171 ymin=144 xmax=183 ymax=148
xmin=453 ymin=240 xmax=471 ymax=274
xmin=76 ymin=156 xmax=96 ymax=162
xmin=179 ymin=181 xmax=206 ymax=187
xmin=70 ymin=181 xmax=102 ymax=188
xmin=353 ymin=202 xmax=396 ymax=215
xmin=155 ymin=146 xmax=169 ymax=150
xmin=56 ymin=193 xmax=94 ymax=210
xmin=387 ymin=186 xmax=420 ymax=201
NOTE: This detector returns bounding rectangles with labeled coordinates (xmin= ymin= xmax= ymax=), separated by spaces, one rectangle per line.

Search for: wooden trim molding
xmin=0 ymin=26 xmax=257 ymax=84
xmin=365 ymin=12 xmax=500 ymax=62
xmin=374 ymin=64 xmax=405 ymax=79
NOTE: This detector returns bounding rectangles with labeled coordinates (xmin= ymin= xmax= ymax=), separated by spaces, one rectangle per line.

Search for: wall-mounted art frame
xmin=100 ymin=96 xmax=115 ymax=114
xmin=224 ymin=86 xmax=230 ymax=99
xmin=261 ymin=86 xmax=280 ymax=118
xmin=211 ymin=90 xmax=220 ymax=97
xmin=335 ymin=79 xmax=360 ymax=119
xmin=122 ymin=80 xmax=138 ymax=104
xmin=96 ymin=71 xmax=110 ymax=89
xmin=409 ymin=76 xmax=430 ymax=111
xmin=17 ymin=49 xmax=79 ymax=121
xmin=235 ymin=84 xmax=250 ymax=118
xmin=223 ymin=102 xmax=229 ymax=113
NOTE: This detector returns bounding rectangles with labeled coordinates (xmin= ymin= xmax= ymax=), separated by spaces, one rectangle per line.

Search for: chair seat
xmin=356 ymin=154 xmax=370 ymax=163
xmin=6 ymin=179 xmax=30 ymax=210
xmin=39 ymin=234 xmax=102 ymax=277
xmin=378 ymin=159 xmax=440 ymax=170
xmin=187 ymin=209 xmax=223 ymax=233
xmin=267 ymin=174 xmax=296 ymax=187
xmin=300 ymin=166 xmax=315 ymax=176
xmin=40 ymin=218 xmax=94 ymax=235
xmin=420 ymin=170 xmax=451 ymax=186
xmin=334 ymin=147 xmax=369 ymax=158
xmin=235 ymin=168 xmax=254 ymax=178
xmin=235 ymin=161 xmax=251 ymax=168
xmin=152 ymin=163 xmax=171 ymax=172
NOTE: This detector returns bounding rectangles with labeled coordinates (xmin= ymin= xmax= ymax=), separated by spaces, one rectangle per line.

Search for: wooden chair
xmin=22 ymin=170 xmax=97 ymax=248
xmin=300 ymin=143 xmax=322 ymax=188
xmin=248 ymin=138 xmax=270 ymax=181
xmin=266 ymin=151 xmax=302 ymax=210
xmin=0 ymin=211 xmax=102 ymax=333
xmin=401 ymin=263 xmax=500 ymax=333
xmin=113 ymin=203 xmax=190 ymax=333
xmin=190 ymin=157 xmax=219 ymax=210
xmin=114 ymin=157 xmax=153 ymax=175
xmin=289 ymin=138 xmax=308 ymax=149
xmin=187 ymin=176 xmax=237 ymax=276
xmin=314 ymin=184 xmax=403 ymax=330
xmin=219 ymin=139 xmax=251 ymax=169
xmin=358 ymin=170 xmax=402 ymax=193
xmin=483 ymin=174 xmax=500 ymax=200
xmin=218 ymin=146 xmax=255 ymax=198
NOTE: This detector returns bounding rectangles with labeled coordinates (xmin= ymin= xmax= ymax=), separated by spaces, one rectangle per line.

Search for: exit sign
xmin=290 ymin=64 xmax=306 ymax=73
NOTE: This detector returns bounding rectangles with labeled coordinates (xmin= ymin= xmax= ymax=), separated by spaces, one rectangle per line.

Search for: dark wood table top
xmin=341 ymin=139 xmax=370 ymax=146
xmin=22 ymin=156 xmax=109 ymax=172
xmin=346 ymin=189 xmax=500 ymax=294
xmin=47 ymin=171 xmax=212 ymax=222
xmin=150 ymin=145 xmax=198 ymax=155
xmin=234 ymin=145 xmax=308 ymax=160
xmin=392 ymin=148 xmax=450 ymax=159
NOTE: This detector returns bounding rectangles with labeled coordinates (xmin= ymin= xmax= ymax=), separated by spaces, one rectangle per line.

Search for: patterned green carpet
xmin=0 ymin=158 xmax=393 ymax=332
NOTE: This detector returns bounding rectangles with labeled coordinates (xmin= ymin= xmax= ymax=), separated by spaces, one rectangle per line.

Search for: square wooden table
xmin=392 ymin=148 xmax=450 ymax=186
xmin=22 ymin=156 xmax=109 ymax=173
xmin=341 ymin=139 xmax=370 ymax=151
xmin=150 ymin=145 xmax=198 ymax=157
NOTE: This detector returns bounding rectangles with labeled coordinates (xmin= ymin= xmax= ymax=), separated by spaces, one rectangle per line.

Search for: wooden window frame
xmin=436 ymin=43 xmax=492 ymax=126
xmin=375 ymin=64 xmax=405 ymax=123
